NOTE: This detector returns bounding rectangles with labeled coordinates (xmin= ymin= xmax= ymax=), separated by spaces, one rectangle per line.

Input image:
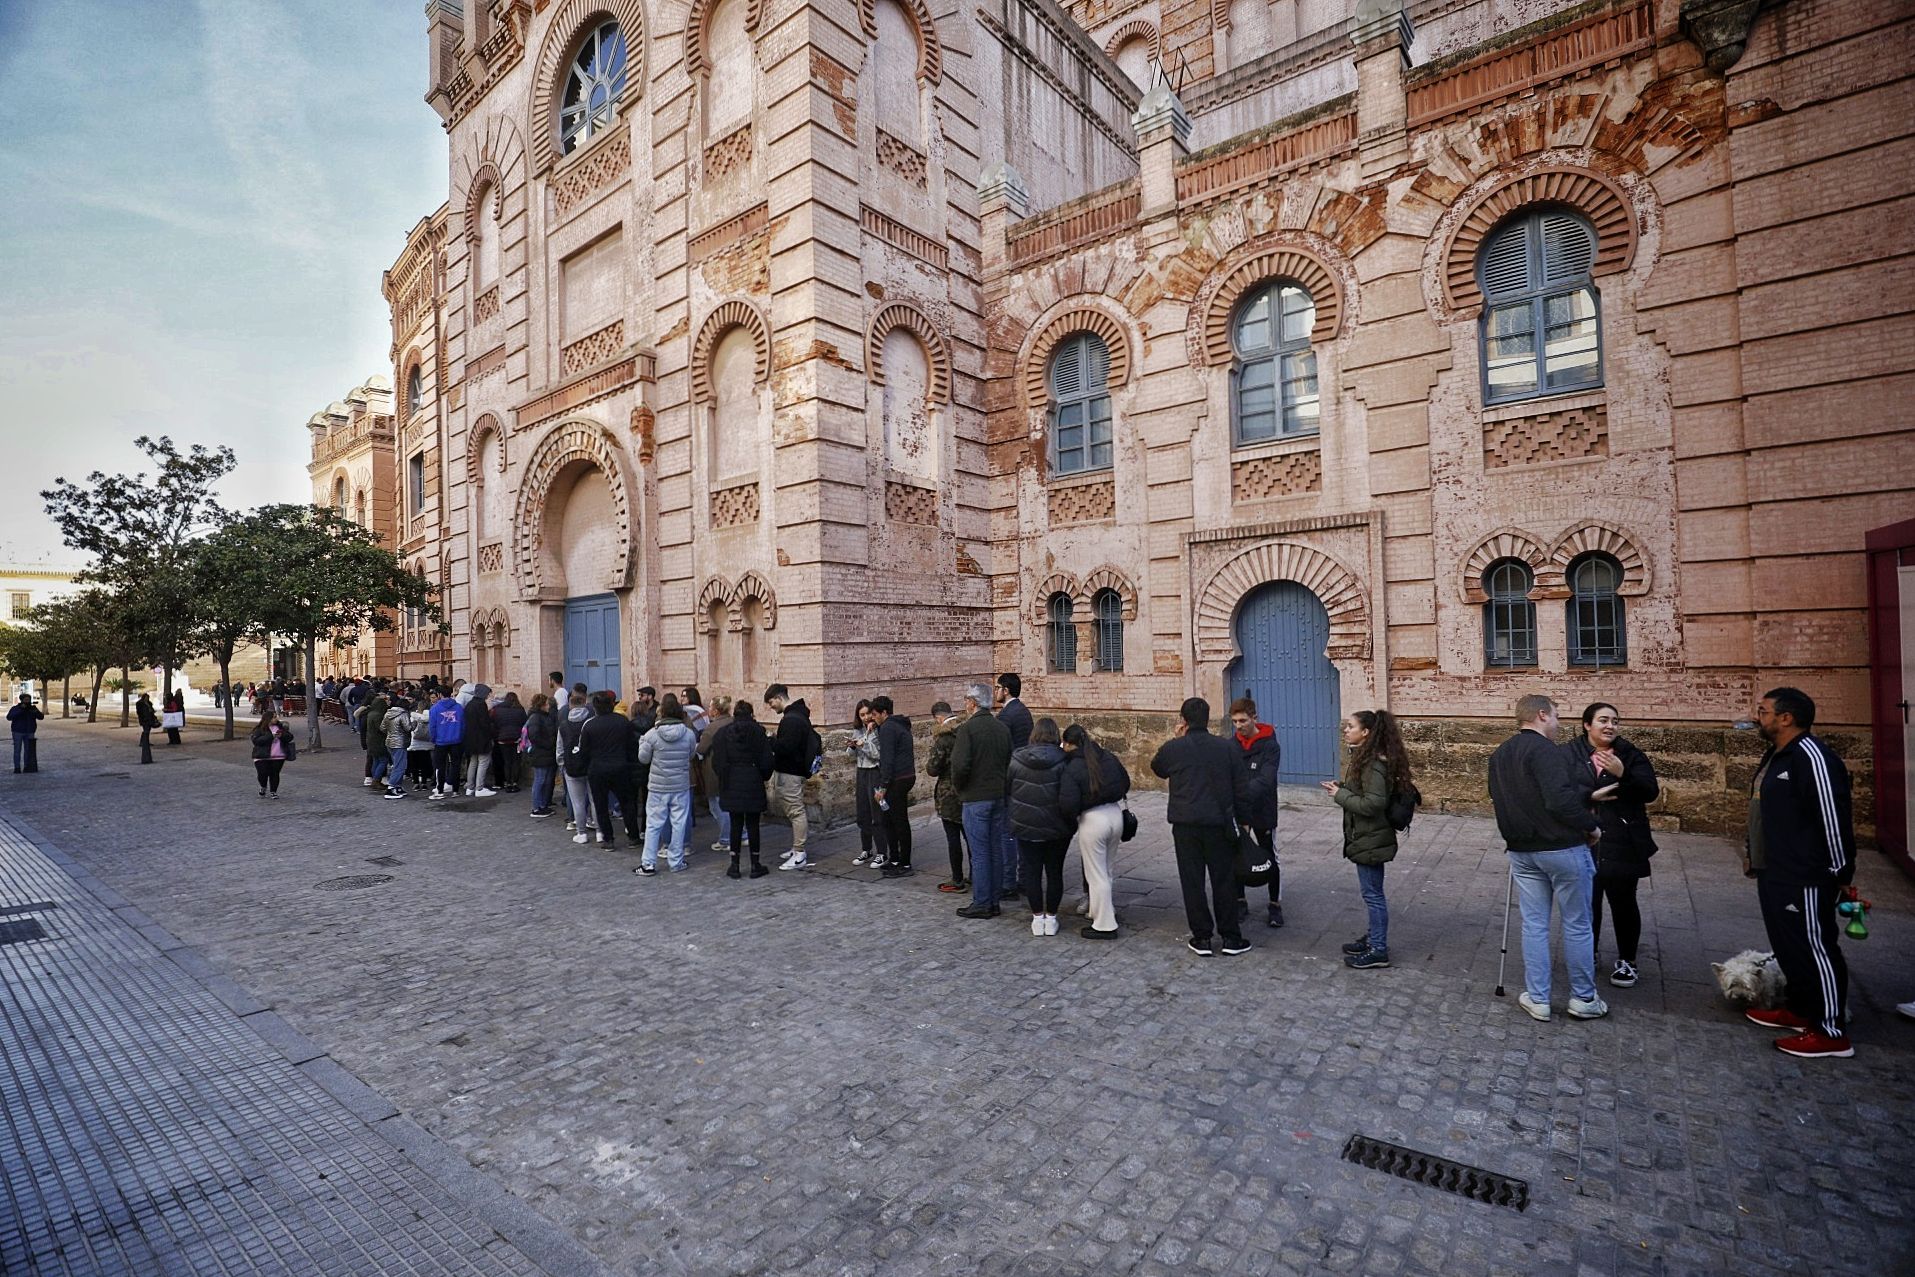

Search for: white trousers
xmin=1076 ymin=802 xmax=1123 ymax=932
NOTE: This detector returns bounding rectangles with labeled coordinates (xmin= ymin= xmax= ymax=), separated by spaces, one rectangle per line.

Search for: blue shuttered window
xmin=1479 ymin=208 xmax=1603 ymax=404
xmin=1047 ymin=592 xmax=1077 ymax=673
xmin=1050 ymin=334 xmax=1114 ymax=476
xmin=1230 ymin=282 xmax=1318 ymax=445
xmin=1093 ymin=588 xmax=1123 ymax=673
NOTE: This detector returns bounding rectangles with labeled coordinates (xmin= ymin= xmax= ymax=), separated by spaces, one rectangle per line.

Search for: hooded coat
xmin=1334 ymin=760 xmax=1398 ymax=866
xmin=710 ymin=716 xmax=775 ymax=813
xmin=1235 ymin=723 xmax=1282 ymax=832
xmin=559 ymin=701 xmax=594 ymax=777
xmin=523 ymin=707 xmax=559 ymax=770
xmin=771 ymin=699 xmax=818 ymax=777
xmin=461 ymin=686 xmax=494 ymax=752
xmin=924 ymin=715 xmax=963 ymax=823
xmin=1564 ymin=734 xmax=1659 ymax=879
xmin=429 ymin=697 xmax=465 ymax=746
xmin=638 ymin=719 xmax=698 ymax=794
xmin=1008 ymin=742 xmax=1072 ymax=843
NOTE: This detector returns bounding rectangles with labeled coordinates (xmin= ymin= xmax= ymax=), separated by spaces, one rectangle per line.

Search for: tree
xmin=0 ymin=607 xmax=91 ymax=714
xmin=246 ymin=504 xmax=440 ymax=749
xmin=25 ymin=589 xmax=140 ymax=724
xmin=41 ymin=435 xmax=234 ymax=699
xmin=189 ymin=512 xmax=284 ymax=741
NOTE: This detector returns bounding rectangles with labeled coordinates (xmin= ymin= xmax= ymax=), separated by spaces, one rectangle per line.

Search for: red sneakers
xmin=1774 ymin=1030 xmax=1854 ymax=1059
xmin=1745 ymin=1007 xmax=1811 ymax=1031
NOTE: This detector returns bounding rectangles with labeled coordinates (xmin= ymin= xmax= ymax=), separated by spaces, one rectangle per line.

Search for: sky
xmin=0 ymin=0 xmax=447 ymax=566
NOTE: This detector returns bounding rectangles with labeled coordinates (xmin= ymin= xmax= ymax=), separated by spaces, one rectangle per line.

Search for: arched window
xmin=1482 ymin=559 xmax=1536 ymax=669
xmin=1478 ymin=208 xmax=1602 ymax=405
xmin=354 ymin=490 xmax=368 ymax=528
xmin=881 ymin=328 xmax=933 ymax=481
xmin=559 ymin=20 xmax=629 ymax=155
xmin=471 ymin=185 xmax=499 ymax=297
xmin=1046 ymin=592 xmax=1077 ymax=674
xmin=406 ymin=364 xmax=424 ymax=419
xmin=1049 ymin=333 xmax=1113 ymax=476
xmin=333 ymin=477 xmax=348 ymax=510
xmin=1112 ymin=36 xmax=1151 ymax=90
xmin=705 ymin=0 xmax=751 ymax=137
xmin=1093 ymin=588 xmax=1124 ymax=673
xmin=711 ymin=327 xmax=758 ymax=481
xmin=1230 ymin=281 xmax=1318 ymax=444
xmin=1567 ymin=553 xmax=1626 ymax=667
xmin=872 ymin=0 xmax=922 ymax=139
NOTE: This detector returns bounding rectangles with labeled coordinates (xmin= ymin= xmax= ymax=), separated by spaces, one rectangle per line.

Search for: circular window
xmin=559 ymin=21 xmax=629 ymax=155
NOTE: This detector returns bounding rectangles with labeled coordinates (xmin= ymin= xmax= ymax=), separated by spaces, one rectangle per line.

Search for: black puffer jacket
xmin=877 ymin=713 xmax=915 ymax=782
xmin=1564 ymin=736 xmax=1659 ymax=878
xmin=578 ymin=709 xmax=633 ymax=777
xmin=1150 ymin=728 xmax=1250 ymax=828
xmin=710 ymin=717 xmax=775 ymax=813
xmin=1008 ymin=743 xmax=1072 ymax=842
xmin=461 ymin=686 xmax=494 ymax=753
xmin=523 ymin=709 xmax=558 ymax=770
xmin=1057 ymin=747 xmax=1131 ymax=821
xmin=771 ymin=699 xmax=818 ymax=777
xmin=1236 ymin=725 xmax=1282 ymax=832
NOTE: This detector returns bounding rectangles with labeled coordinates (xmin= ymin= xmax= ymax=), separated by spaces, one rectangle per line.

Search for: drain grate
xmin=0 ymin=919 xmax=49 ymax=946
xmin=0 ymin=901 xmax=57 ymax=919
xmin=315 ymin=874 xmax=395 ymax=892
xmin=365 ymin=856 xmax=404 ymax=867
xmin=1341 ymin=1135 xmax=1529 ymax=1211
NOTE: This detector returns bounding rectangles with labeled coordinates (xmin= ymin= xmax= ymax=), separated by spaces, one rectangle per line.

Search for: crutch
xmin=1494 ymin=860 xmax=1514 ymax=997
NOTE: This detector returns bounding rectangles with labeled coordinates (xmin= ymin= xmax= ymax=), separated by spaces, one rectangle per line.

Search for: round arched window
xmin=559 ymin=21 xmax=629 ymax=155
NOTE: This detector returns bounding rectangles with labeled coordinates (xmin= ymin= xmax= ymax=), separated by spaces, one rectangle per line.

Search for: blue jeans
xmin=12 ymin=734 xmax=29 ymax=771
xmin=961 ymin=798 xmax=1010 ymax=907
xmin=1355 ymin=863 xmax=1388 ymax=952
xmin=531 ymin=766 xmax=555 ymax=811
xmin=709 ymin=795 xmax=730 ymax=847
xmin=643 ymin=789 xmax=692 ymax=869
xmin=1509 ymin=848 xmax=1597 ymax=1003
xmin=374 ymin=746 xmax=405 ymax=786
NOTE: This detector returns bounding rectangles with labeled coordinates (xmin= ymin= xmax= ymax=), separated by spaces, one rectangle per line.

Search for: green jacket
xmin=950 ymin=709 xmax=1012 ymax=805
xmin=924 ymin=715 xmax=963 ymax=823
xmin=1334 ymin=760 xmax=1398 ymax=866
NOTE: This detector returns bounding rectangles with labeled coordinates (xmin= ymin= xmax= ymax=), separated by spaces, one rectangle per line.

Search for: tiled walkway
xmin=0 ymin=814 xmax=603 ymax=1277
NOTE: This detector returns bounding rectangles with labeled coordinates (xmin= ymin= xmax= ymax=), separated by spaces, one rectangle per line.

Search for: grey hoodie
xmin=637 ymin=719 xmax=698 ymax=794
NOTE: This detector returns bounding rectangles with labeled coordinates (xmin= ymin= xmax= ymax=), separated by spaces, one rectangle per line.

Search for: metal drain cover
xmin=0 ymin=919 xmax=49 ymax=945
xmin=1341 ymin=1134 xmax=1529 ymax=1211
xmin=315 ymin=874 xmax=395 ymax=892
xmin=0 ymin=901 xmax=57 ymax=919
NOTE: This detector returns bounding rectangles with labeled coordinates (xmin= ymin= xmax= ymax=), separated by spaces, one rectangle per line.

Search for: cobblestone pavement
xmin=5 ymin=718 xmax=1914 ymax=1276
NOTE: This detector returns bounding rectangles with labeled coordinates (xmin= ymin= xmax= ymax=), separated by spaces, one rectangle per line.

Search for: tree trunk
xmin=305 ymin=632 xmax=322 ymax=751
xmin=88 ymin=666 xmax=105 ymax=723
xmin=61 ymin=673 xmax=70 ymax=718
xmin=218 ymin=653 xmax=235 ymax=741
xmin=162 ymin=663 xmax=174 ymax=701
xmin=119 ymin=666 xmax=131 ymax=727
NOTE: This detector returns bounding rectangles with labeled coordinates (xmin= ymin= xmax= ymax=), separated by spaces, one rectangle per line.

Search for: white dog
xmin=1713 ymin=950 xmax=1787 ymax=1009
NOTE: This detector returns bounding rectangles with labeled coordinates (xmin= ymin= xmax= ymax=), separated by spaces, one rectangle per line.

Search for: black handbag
xmin=1235 ymin=825 xmax=1274 ymax=887
xmin=1119 ymin=800 xmax=1138 ymax=842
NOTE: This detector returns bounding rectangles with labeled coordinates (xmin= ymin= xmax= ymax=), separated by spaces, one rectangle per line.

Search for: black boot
xmin=748 ymin=857 xmax=769 ymax=879
xmin=727 ymin=855 xmax=742 ymax=880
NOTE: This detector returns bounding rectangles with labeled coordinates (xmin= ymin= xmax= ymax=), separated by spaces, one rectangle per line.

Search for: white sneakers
xmin=1030 ymin=914 xmax=1060 ymax=936
xmin=1899 ymin=1001 xmax=1915 ymax=1022
xmin=475 ymin=787 xmax=498 ymax=797
xmin=779 ymin=852 xmax=808 ymax=871
xmin=852 ymin=851 xmax=872 ymax=866
xmin=362 ymin=777 xmax=373 ymax=787
xmin=572 ymin=833 xmax=589 ymax=844
xmin=1567 ymin=996 xmax=1610 ymax=1020
xmin=1518 ymin=993 xmax=1552 ymax=1022
xmin=1031 ymin=914 xmax=1043 ymax=936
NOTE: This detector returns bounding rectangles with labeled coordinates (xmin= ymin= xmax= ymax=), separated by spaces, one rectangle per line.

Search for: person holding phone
xmin=1565 ymin=702 xmax=1660 ymax=988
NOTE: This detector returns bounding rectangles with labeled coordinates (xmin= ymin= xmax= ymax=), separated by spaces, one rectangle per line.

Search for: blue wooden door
xmin=564 ymin=594 xmax=622 ymax=695
xmin=1232 ymin=582 xmax=1340 ymax=783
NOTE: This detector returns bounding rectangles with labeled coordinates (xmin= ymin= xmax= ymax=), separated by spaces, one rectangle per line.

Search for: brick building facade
xmin=347 ymin=0 xmax=1910 ymax=834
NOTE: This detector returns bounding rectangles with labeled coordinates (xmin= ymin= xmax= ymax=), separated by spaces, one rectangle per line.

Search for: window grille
xmin=1479 ymin=209 xmax=1603 ymax=404
xmin=1093 ymin=588 xmax=1124 ymax=672
xmin=1050 ymin=334 xmax=1113 ymax=475
xmin=559 ymin=21 xmax=629 ymax=155
xmin=1482 ymin=559 xmax=1536 ymax=668
xmin=1231 ymin=282 xmax=1318 ymax=445
xmin=1047 ymin=592 xmax=1077 ymax=674
xmin=1567 ymin=553 xmax=1626 ymax=667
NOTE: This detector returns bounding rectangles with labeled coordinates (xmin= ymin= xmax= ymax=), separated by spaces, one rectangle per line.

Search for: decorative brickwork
xmin=1231 ymin=450 xmax=1323 ymax=501
xmin=552 ymin=129 xmax=631 ymax=218
xmin=1022 ymin=305 xmax=1134 ymax=410
xmin=466 ymin=415 xmax=505 ymax=488
xmin=472 ymin=287 xmax=501 ymax=324
xmin=691 ymin=301 xmax=770 ymax=403
xmin=467 ymin=344 xmax=506 ymax=383
xmin=1196 ymin=540 xmax=1370 ymax=661
xmin=476 ymin=541 xmax=505 ymax=574
xmin=1048 ymin=479 xmax=1115 ymax=524
xmin=1195 ymin=242 xmax=1344 ymax=364
xmin=689 ymin=203 xmax=768 ymax=264
xmin=711 ymin=481 xmax=761 ymax=527
xmin=685 ymin=0 xmax=764 ymax=76
xmin=461 ymin=166 xmax=502 ymax=249
xmin=1406 ymin=1 xmax=1655 ymax=127
xmin=1173 ymin=111 xmax=1357 ymax=207
xmin=866 ymin=303 xmax=952 ymax=404
xmin=1484 ymin=404 xmax=1609 ymax=469
xmin=529 ymin=0 xmax=648 ymax=174
xmin=855 ymin=0 xmax=943 ymax=83
xmin=560 ymin=321 xmax=624 ymax=377
xmin=511 ymin=420 xmax=634 ymax=595
xmin=517 ymin=358 xmax=638 ymax=429
xmin=1443 ymin=169 xmax=1635 ymax=316
xmin=731 ymin=570 xmax=778 ymax=630
xmin=1461 ymin=529 xmax=1549 ymax=602
xmin=885 ymin=481 xmax=938 ymax=524
xmin=1102 ymin=18 xmax=1159 ymax=61
xmin=1008 ymin=182 xmax=1140 ymax=266
xmin=875 ymin=130 xmax=928 ymax=188
xmin=861 ymin=205 xmax=947 ymax=268
xmin=704 ymin=125 xmax=753 ymax=181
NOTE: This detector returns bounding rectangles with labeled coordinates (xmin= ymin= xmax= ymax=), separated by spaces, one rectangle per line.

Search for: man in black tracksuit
xmin=1744 ymin=687 xmax=1857 ymax=1058
xmin=872 ymin=696 xmax=916 ymax=877
xmin=1150 ymin=697 xmax=1253 ymax=955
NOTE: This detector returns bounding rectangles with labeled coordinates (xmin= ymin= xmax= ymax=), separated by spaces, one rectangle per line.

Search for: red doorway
xmin=1866 ymin=517 xmax=1915 ymax=879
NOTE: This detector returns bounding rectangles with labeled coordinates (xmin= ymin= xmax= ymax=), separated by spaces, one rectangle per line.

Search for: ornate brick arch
xmin=456 ymin=114 xmax=527 ymax=217
xmin=696 ymin=576 xmax=735 ymax=633
xmin=530 ymin=0 xmax=649 ymax=174
xmin=1031 ymin=572 xmax=1081 ymax=626
xmin=1079 ymin=566 xmax=1139 ymax=620
xmin=686 ymin=0 xmax=764 ymax=76
xmin=460 ymin=162 xmax=503 ymax=249
xmin=1442 ymin=166 xmax=1636 ymax=315
xmin=511 ymin=418 xmax=636 ymax=596
xmin=1461 ymin=528 xmax=1549 ymax=603
xmin=1211 ymin=0 xmax=1231 ymax=30
xmin=1195 ymin=541 xmax=1371 ymax=661
xmin=1543 ymin=521 xmax=1650 ymax=598
xmin=466 ymin=414 xmax=507 ymax=487
xmin=691 ymin=299 xmax=771 ymax=404
xmin=1103 ymin=18 xmax=1160 ymax=61
xmin=866 ymin=302 xmax=952 ymax=405
xmin=1020 ymin=302 xmax=1137 ymax=410
xmin=1192 ymin=240 xmax=1346 ymax=367
xmin=855 ymin=0 xmax=943 ymax=83
xmin=732 ymin=570 xmax=777 ymax=631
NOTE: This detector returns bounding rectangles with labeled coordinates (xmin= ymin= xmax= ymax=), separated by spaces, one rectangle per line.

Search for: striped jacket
xmin=1751 ymin=732 xmax=1855 ymax=889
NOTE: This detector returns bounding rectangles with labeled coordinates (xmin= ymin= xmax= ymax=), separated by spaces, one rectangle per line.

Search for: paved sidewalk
xmin=5 ymin=718 xmax=1914 ymax=1276
xmin=0 ymin=809 xmax=609 ymax=1277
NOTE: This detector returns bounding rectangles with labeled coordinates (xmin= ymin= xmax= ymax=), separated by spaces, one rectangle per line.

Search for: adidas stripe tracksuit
xmin=1750 ymin=732 xmax=1856 ymax=1039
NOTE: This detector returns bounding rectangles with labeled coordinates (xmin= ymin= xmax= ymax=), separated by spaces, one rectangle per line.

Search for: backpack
xmin=1386 ymin=781 xmax=1422 ymax=832
xmin=806 ymin=727 xmax=824 ymax=776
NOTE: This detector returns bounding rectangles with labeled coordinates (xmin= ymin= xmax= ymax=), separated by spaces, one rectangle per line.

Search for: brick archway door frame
xmin=511 ymin=416 xmax=640 ymax=603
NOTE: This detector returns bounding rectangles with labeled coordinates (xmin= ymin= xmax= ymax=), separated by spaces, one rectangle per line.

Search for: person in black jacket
xmin=1150 ymin=697 xmax=1252 ymax=956
xmin=765 ymin=686 xmax=819 ymax=869
xmin=1487 ymin=695 xmax=1605 ymax=1023
xmin=524 ymin=694 xmax=560 ymax=817
xmin=136 ymin=693 xmax=160 ymax=764
xmin=1744 ymin=687 xmax=1858 ymax=1058
xmin=1009 ymin=718 xmax=1072 ymax=935
xmin=249 ymin=708 xmax=297 ymax=797
xmin=871 ymin=696 xmax=917 ymax=877
xmin=1565 ymin=703 xmax=1658 ymax=989
xmin=1228 ymin=697 xmax=1284 ymax=928
xmin=710 ymin=701 xmax=776 ymax=878
xmin=461 ymin=685 xmax=496 ymax=796
xmin=578 ymin=692 xmax=641 ymax=848
xmin=1059 ymin=724 xmax=1131 ymax=938
xmin=9 ymin=692 xmax=44 ymax=773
